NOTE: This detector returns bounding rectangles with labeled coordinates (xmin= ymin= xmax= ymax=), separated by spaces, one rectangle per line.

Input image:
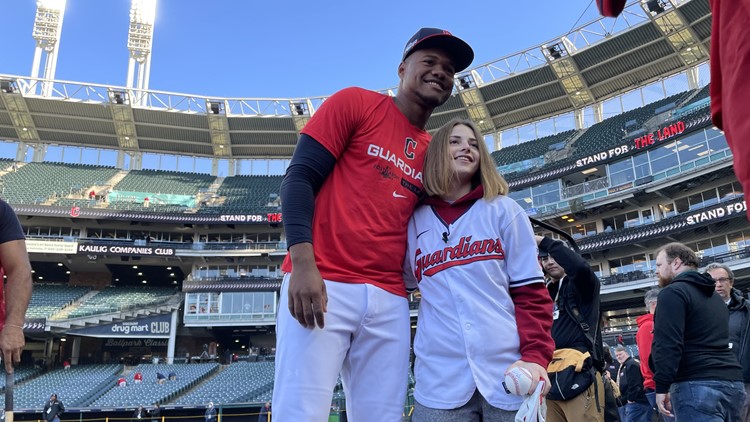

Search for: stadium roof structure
xmin=0 ymin=0 xmax=711 ymax=159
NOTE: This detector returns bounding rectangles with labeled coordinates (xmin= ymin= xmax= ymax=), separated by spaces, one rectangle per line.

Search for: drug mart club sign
xmin=68 ymin=314 xmax=172 ymax=338
xmin=575 ymin=121 xmax=686 ymax=168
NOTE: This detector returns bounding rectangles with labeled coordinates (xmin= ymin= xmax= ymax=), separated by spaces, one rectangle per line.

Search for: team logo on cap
xmin=404 ymin=40 xmax=418 ymax=54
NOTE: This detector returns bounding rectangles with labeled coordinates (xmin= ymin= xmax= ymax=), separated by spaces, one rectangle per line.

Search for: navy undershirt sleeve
xmin=0 ymin=199 xmax=25 ymax=244
xmin=280 ymin=134 xmax=337 ymax=248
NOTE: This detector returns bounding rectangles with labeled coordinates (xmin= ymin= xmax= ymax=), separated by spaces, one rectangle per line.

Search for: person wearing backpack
xmin=537 ymin=236 xmax=604 ymax=422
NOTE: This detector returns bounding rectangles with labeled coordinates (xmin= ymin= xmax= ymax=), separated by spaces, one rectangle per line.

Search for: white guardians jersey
xmin=404 ymin=195 xmax=545 ymax=410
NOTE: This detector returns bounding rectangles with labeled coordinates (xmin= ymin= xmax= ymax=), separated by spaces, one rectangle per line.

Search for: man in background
xmin=43 ymin=394 xmax=64 ymax=422
xmin=651 ymin=242 xmax=744 ymax=420
xmin=614 ymin=345 xmax=651 ymax=422
xmin=708 ymin=262 xmax=750 ymax=421
xmin=538 ymin=235 xmax=604 ymax=422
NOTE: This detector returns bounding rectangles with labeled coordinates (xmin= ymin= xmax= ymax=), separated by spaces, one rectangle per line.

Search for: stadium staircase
xmin=678 ymin=85 xmax=709 ymax=106
xmin=167 ymin=364 xmax=228 ymax=403
xmin=48 ymin=290 xmax=183 ymax=329
xmin=27 ymin=284 xmax=92 ymax=320
xmin=196 ymin=177 xmax=224 ymax=208
xmin=0 ymin=161 xmax=25 ymax=178
xmin=91 ymin=363 xmax=219 ymax=407
xmin=49 ymin=289 xmax=101 ymax=320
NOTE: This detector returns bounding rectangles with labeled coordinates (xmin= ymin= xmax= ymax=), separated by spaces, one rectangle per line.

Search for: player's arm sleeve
xmin=280 ymin=135 xmax=337 ymax=248
xmin=651 ymin=288 xmax=687 ymax=394
xmin=504 ymin=208 xmax=554 ymax=367
xmin=0 ymin=200 xmax=25 ymax=243
xmin=540 ymin=237 xmax=598 ymax=301
xmin=510 ymin=284 xmax=554 ymax=367
xmin=0 ymin=200 xmax=31 ymax=327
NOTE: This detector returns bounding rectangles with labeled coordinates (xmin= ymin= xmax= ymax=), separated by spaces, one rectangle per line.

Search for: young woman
xmin=404 ymin=119 xmax=554 ymax=421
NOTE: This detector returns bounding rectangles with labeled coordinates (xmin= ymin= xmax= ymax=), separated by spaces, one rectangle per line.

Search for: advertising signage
xmin=685 ymin=200 xmax=747 ymax=225
xmin=575 ymin=121 xmax=686 ymax=168
xmin=77 ymin=244 xmax=175 ymax=256
xmin=218 ymin=213 xmax=283 ymax=223
xmin=103 ymin=338 xmax=168 ymax=348
xmin=68 ymin=314 xmax=172 ymax=338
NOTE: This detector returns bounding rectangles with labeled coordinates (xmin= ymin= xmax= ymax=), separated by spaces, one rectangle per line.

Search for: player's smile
xmin=424 ymin=79 xmax=448 ymax=91
xmin=398 ymin=48 xmax=455 ymax=108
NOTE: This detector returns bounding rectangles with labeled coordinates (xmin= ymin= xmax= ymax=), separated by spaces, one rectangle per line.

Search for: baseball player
xmin=404 ymin=119 xmax=554 ymax=420
xmin=273 ymin=29 xmax=474 ymax=421
xmin=0 ymin=198 xmax=32 ymax=374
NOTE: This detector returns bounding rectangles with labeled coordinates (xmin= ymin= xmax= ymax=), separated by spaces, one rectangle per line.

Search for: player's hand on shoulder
xmin=507 ymin=360 xmax=551 ymax=396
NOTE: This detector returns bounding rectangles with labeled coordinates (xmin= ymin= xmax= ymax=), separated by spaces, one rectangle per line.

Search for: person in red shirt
xmin=273 ymin=28 xmax=474 ymax=422
xmin=597 ymin=0 xmax=750 ymax=221
xmin=636 ymin=288 xmax=675 ymax=421
xmin=133 ymin=371 xmax=143 ymax=384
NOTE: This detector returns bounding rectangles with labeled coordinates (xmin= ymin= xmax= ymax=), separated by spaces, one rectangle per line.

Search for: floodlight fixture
xmin=130 ymin=0 xmax=156 ymax=25
xmin=37 ymin=0 xmax=66 ymax=10
xmin=646 ymin=0 xmax=665 ymax=14
xmin=0 ymin=79 xmax=17 ymax=93
xmin=291 ymin=102 xmax=308 ymax=116
xmin=126 ymin=0 xmax=156 ymax=101
xmin=110 ymin=90 xmax=128 ymax=105
xmin=31 ymin=0 xmax=66 ymax=96
xmin=547 ymin=45 xmax=563 ymax=60
xmin=458 ymin=75 xmax=474 ymax=90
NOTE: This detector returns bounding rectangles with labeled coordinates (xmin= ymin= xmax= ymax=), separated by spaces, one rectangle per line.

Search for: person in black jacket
xmin=652 ymin=242 xmax=745 ymax=421
xmin=132 ymin=405 xmax=146 ymax=421
xmin=204 ymin=402 xmax=217 ymax=422
xmin=537 ymin=235 xmax=604 ymax=422
xmin=43 ymin=394 xmax=64 ymax=422
xmin=149 ymin=403 xmax=161 ymax=422
xmin=614 ymin=346 xmax=651 ymax=422
xmin=708 ymin=262 xmax=750 ymax=422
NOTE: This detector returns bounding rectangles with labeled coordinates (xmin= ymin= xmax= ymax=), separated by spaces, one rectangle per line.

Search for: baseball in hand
xmin=503 ymin=367 xmax=533 ymax=396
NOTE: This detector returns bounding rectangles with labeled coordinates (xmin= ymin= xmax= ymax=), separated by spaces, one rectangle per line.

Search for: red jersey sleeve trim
xmin=510 ymin=282 xmax=555 ymax=368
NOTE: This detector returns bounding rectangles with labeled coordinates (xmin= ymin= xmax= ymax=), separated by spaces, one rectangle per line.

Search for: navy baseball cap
xmin=403 ymin=28 xmax=474 ymax=72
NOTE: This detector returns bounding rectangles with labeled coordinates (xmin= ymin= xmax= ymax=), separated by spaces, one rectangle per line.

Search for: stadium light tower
xmin=126 ymin=0 xmax=157 ymax=106
xmin=30 ymin=0 xmax=67 ymax=97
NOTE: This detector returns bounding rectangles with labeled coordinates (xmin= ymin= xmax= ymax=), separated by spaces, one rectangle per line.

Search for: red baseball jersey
xmin=710 ymin=0 xmax=750 ymax=220
xmin=281 ymin=87 xmax=431 ymax=297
